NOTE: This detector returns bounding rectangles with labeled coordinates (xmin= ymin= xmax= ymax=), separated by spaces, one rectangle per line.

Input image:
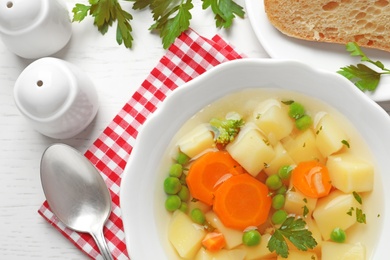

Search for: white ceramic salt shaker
xmin=13 ymin=57 xmax=99 ymax=139
xmin=0 ymin=0 xmax=72 ymax=59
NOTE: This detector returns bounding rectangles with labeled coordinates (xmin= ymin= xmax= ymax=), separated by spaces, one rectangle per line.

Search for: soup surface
xmin=156 ymin=88 xmax=383 ymax=260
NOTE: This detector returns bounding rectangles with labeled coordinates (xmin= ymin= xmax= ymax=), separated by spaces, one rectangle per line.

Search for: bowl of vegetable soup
xmin=120 ymin=59 xmax=390 ymax=260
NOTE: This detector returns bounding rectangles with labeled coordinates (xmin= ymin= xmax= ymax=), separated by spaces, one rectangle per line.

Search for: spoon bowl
xmin=40 ymin=143 xmax=113 ymax=260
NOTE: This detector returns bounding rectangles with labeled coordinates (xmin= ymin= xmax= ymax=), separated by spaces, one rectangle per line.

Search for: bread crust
xmin=264 ymin=0 xmax=390 ymax=52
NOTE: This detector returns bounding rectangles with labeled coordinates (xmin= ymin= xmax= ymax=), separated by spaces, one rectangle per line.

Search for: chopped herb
xmin=302 ymin=205 xmax=309 ymax=217
xmin=256 ymin=114 xmax=261 ymax=119
xmin=356 ymin=208 xmax=367 ymax=224
xmin=341 ymin=140 xmax=350 ymax=148
xmin=347 ymin=207 xmax=354 ymax=216
xmin=338 ymin=42 xmax=390 ymax=92
xmin=353 ymin=191 xmax=362 ymax=204
xmin=316 ymin=126 xmax=323 ymax=135
xmin=268 ymin=217 xmax=317 ymax=258
xmin=303 ymin=198 xmax=308 ymax=203
xmin=282 ymin=100 xmax=295 ymax=105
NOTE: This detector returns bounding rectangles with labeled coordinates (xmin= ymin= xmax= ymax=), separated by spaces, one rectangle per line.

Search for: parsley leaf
xmin=149 ymin=0 xmax=194 ymax=49
xmin=202 ymin=0 xmax=245 ymax=28
xmin=356 ymin=208 xmax=367 ymax=224
xmin=72 ymin=0 xmax=134 ymax=48
xmin=338 ymin=42 xmax=390 ymax=92
xmin=268 ymin=217 xmax=317 ymax=258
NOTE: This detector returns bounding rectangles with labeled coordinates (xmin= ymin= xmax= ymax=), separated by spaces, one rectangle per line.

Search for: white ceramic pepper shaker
xmin=0 ymin=0 xmax=72 ymax=59
xmin=13 ymin=57 xmax=99 ymax=139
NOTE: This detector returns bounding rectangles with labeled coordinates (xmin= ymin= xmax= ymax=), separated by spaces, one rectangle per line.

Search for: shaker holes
xmin=37 ymin=80 xmax=43 ymax=87
xmin=6 ymin=1 xmax=13 ymax=8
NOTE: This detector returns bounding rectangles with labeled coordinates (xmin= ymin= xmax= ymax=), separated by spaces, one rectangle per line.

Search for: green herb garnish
xmin=72 ymin=0 xmax=244 ymax=49
xmin=341 ymin=140 xmax=350 ymax=148
xmin=268 ymin=217 xmax=317 ymax=258
xmin=338 ymin=42 xmax=390 ymax=92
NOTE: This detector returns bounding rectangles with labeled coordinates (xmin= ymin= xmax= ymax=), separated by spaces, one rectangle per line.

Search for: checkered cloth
xmin=38 ymin=29 xmax=244 ymax=259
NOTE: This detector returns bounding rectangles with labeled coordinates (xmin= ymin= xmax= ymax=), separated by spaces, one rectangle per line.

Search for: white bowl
xmin=120 ymin=59 xmax=390 ymax=259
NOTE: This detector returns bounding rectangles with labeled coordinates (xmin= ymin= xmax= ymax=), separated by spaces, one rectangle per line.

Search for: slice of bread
xmin=264 ymin=0 xmax=390 ymax=52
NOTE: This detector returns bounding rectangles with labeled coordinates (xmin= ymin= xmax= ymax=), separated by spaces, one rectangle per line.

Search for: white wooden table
xmin=0 ymin=0 xmax=268 ymax=258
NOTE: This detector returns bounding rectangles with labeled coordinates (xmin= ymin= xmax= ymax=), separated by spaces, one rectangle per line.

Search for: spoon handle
xmin=91 ymin=227 xmax=114 ymax=260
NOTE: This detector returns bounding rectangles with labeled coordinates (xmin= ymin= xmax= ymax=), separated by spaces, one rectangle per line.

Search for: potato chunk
xmin=283 ymin=129 xmax=325 ymax=164
xmin=326 ymin=153 xmax=374 ymax=193
xmin=226 ymin=125 xmax=275 ymax=176
xmin=177 ymin=123 xmax=214 ymax=158
xmin=322 ymin=241 xmax=365 ymax=260
xmin=252 ymin=99 xmax=294 ymax=144
xmin=312 ymin=191 xmax=360 ymax=240
xmin=264 ymin=142 xmax=295 ymax=176
xmin=168 ymin=210 xmax=206 ymax=259
xmin=315 ymin=114 xmax=349 ymax=157
xmin=276 ymin=250 xmax=319 ymax=259
xmin=205 ymin=211 xmax=243 ymax=249
xmin=195 ymin=248 xmax=246 ymax=260
xmin=284 ymin=188 xmax=317 ymax=216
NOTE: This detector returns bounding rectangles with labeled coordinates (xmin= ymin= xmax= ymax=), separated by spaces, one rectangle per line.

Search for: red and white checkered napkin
xmin=38 ymin=29 xmax=244 ymax=259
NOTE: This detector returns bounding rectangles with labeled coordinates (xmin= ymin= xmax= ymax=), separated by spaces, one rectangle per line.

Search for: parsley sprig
xmin=338 ymin=42 xmax=390 ymax=92
xmin=268 ymin=217 xmax=317 ymax=258
xmin=72 ymin=0 xmax=244 ymax=49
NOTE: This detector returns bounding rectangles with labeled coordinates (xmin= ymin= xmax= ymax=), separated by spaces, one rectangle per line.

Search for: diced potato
xmin=226 ymin=125 xmax=275 ymax=176
xmin=283 ymin=129 xmax=325 ymax=164
xmin=315 ymin=114 xmax=349 ymax=157
xmin=205 ymin=211 xmax=243 ymax=249
xmin=177 ymin=124 xmax=215 ymax=158
xmin=195 ymin=247 xmax=246 ymax=260
xmin=264 ymin=142 xmax=295 ymax=176
xmin=237 ymin=233 xmax=277 ymax=259
xmin=252 ymin=99 xmax=294 ymax=144
xmin=276 ymin=250 xmax=319 ymax=260
xmin=312 ymin=191 xmax=360 ymax=240
xmin=284 ymin=188 xmax=317 ymax=216
xmin=168 ymin=210 xmax=206 ymax=259
xmin=322 ymin=241 xmax=365 ymax=260
xmin=326 ymin=153 xmax=374 ymax=193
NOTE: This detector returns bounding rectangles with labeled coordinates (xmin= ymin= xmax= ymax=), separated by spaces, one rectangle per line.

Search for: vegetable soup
xmin=157 ymin=89 xmax=382 ymax=260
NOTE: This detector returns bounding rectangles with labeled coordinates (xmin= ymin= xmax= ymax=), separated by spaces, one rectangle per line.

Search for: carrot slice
xmin=202 ymin=232 xmax=226 ymax=252
xmin=186 ymin=151 xmax=244 ymax=206
xmin=213 ymin=173 xmax=271 ymax=230
xmin=292 ymin=160 xmax=332 ymax=198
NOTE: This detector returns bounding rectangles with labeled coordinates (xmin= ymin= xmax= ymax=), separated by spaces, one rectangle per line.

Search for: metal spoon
xmin=40 ymin=143 xmax=113 ymax=260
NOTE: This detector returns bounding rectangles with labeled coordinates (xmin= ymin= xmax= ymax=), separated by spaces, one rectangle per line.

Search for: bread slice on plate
xmin=264 ymin=0 xmax=390 ymax=52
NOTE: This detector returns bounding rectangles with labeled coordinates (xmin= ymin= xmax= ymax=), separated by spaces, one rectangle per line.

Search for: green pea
xmin=242 ymin=230 xmax=261 ymax=246
xmin=272 ymin=194 xmax=285 ymax=210
xmin=169 ymin=163 xmax=183 ymax=178
xmin=276 ymin=185 xmax=287 ymax=195
xmin=330 ymin=228 xmax=346 ymax=243
xmin=289 ymin=102 xmax=305 ymax=119
xmin=278 ymin=165 xmax=293 ymax=180
xmin=178 ymin=185 xmax=190 ymax=201
xmin=295 ymin=114 xmax=312 ymax=130
xmin=265 ymin=174 xmax=283 ymax=190
xmin=177 ymin=152 xmax=190 ymax=165
xmin=165 ymin=195 xmax=181 ymax=211
xmin=164 ymin=177 xmax=182 ymax=195
xmin=179 ymin=202 xmax=188 ymax=213
xmin=272 ymin=209 xmax=288 ymax=224
xmin=190 ymin=208 xmax=205 ymax=225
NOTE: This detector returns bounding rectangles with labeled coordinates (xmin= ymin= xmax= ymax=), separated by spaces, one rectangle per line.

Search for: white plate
xmin=120 ymin=59 xmax=390 ymax=260
xmin=245 ymin=0 xmax=390 ymax=102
